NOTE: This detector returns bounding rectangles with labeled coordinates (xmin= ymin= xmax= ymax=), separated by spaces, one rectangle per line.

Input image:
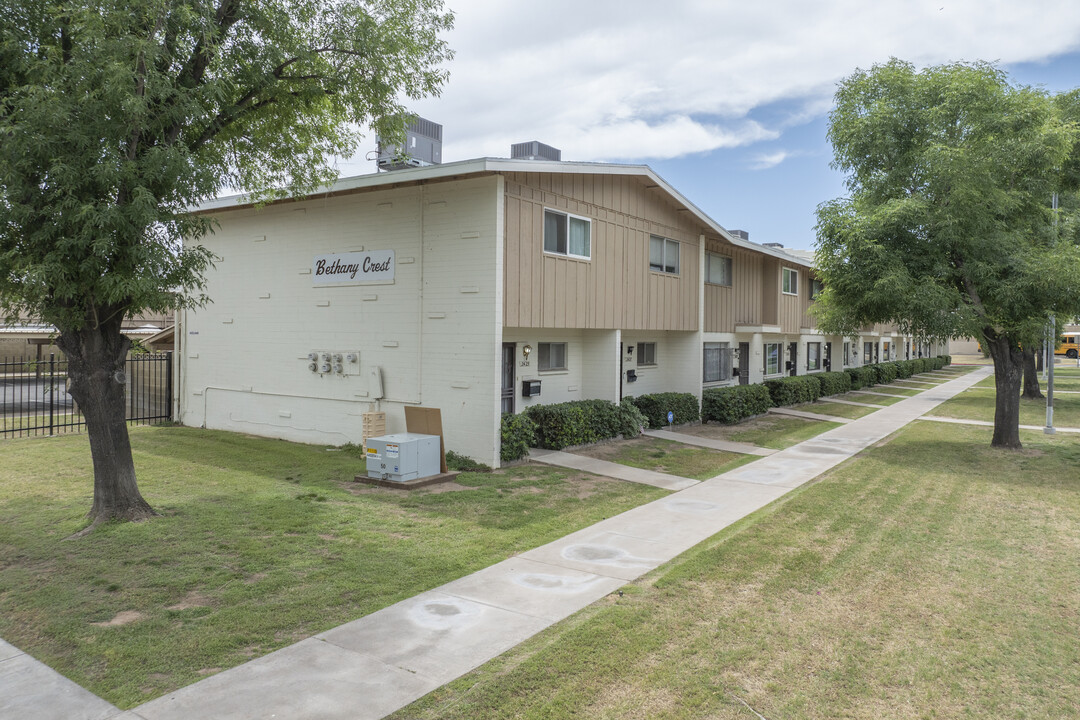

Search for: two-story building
xmin=178 ymin=155 xmax=917 ymax=467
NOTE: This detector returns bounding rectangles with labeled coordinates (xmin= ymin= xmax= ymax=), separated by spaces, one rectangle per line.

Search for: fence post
xmin=166 ymin=351 xmax=174 ymax=422
xmin=49 ymin=353 xmax=55 ymax=436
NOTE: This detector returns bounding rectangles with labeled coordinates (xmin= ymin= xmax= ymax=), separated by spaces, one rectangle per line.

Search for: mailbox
xmin=626 ymin=369 xmax=637 ymax=382
xmin=521 ymin=379 xmax=541 ymax=397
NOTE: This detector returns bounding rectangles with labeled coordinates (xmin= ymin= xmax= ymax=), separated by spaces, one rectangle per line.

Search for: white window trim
xmin=807 ymin=341 xmax=822 ymax=372
xmin=637 ymin=342 xmax=657 ymax=367
xmin=782 ymin=267 xmax=799 ymax=296
xmin=764 ymin=342 xmax=782 ymax=376
xmin=705 ymin=251 xmax=733 ymax=287
xmin=649 ymin=235 xmax=680 ymax=275
xmin=537 ymin=342 xmax=568 ymax=372
xmin=543 ymin=208 xmax=592 ymax=261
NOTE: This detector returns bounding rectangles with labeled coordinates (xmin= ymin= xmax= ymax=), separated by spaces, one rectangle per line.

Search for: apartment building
xmin=178 ymin=154 xmax=915 ymax=467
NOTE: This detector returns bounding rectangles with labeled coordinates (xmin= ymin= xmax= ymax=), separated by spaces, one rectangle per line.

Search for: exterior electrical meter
xmin=365 ymin=433 xmax=441 ymax=482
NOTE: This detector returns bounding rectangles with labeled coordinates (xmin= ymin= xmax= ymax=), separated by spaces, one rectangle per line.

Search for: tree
xmin=0 ymin=0 xmax=453 ymax=524
xmin=814 ymin=60 xmax=1080 ymax=449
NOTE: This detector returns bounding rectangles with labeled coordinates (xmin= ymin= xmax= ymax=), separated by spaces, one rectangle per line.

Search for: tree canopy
xmin=0 ymin=0 xmax=453 ymax=523
xmin=814 ymin=59 xmax=1080 ymax=448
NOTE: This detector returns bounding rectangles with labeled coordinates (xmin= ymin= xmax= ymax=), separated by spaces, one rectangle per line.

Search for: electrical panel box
xmin=365 ymin=432 xmax=440 ymax=482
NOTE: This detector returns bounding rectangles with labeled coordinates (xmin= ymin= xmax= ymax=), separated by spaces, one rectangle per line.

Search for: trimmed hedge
xmin=846 ymin=366 xmax=875 ymax=390
xmin=765 ymin=375 xmax=822 ymax=406
xmin=935 ymin=354 xmax=951 ymax=368
xmin=816 ymin=371 xmax=851 ymax=397
xmin=626 ymin=392 xmax=700 ymax=427
xmin=524 ymin=399 xmax=647 ymax=450
xmin=500 ymin=413 xmax=537 ymax=462
xmin=702 ymin=384 xmax=773 ymax=424
xmin=895 ymin=360 xmax=914 ymax=379
xmin=872 ymin=362 xmax=898 ymax=384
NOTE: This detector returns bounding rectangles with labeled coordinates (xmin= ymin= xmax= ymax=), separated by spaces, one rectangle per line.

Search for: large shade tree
xmin=814 ymin=60 xmax=1080 ymax=449
xmin=0 ymin=0 xmax=453 ymax=524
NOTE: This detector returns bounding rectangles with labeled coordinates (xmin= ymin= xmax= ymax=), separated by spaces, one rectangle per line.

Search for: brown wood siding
xmin=762 ymin=257 xmax=779 ymax=326
xmin=779 ymin=263 xmax=804 ymax=333
xmin=503 ymin=173 xmax=700 ymax=331
xmin=703 ymin=240 xmax=765 ymax=332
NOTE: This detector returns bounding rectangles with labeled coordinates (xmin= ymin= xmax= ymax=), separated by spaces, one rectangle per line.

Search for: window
xmin=705 ymin=252 xmax=732 ymax=286
xmin=703 ymin=342 xmax=732 ymax=383
xmin=544 ymin=209 xmax=591 ymax=259
xmin=782 ymin=267 xmax=799 ymax=295
xmin=810 ymin=278 xmax=824 ymax=299
xmin=844 ymin=341 xmax=851 ymax=366
xmin=538 ymin=342 xmax=567 ymax=371
xmin=637 ymin=342 xmax=657 ymax=366
xmin=649 ymin=235 xmax=680 ymax=274
xmin=863 ymin=341 xmax=874 ymax=364
xmin=807 ymin=342 xmax=821 ymax=371
xmin=883 ymin=341 xmax=891 ymax=360
xmin=764 ymin=343 xmax=781 ymax=375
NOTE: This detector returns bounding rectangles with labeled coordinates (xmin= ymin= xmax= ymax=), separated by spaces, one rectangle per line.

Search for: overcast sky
xmin=341 ymin=0 xmax=1080 ymax=251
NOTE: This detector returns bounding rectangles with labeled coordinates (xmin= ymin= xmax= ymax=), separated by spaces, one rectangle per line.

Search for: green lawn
xmin=727 ymin=415 xmax=841 ymax=449
xmin=0 ymin=427 xmax=665 ymax=708
xmin=571 ymin=437 xmax=758 ymax=480
xmin=392 ymin=420 xmax=1080 ymax=720
xmin=930 ymin=386 xmax=1080 ymax=428
xmin=835 ymin=391 xmax=903 ymax=406
xmin=807 ymin=401 xmax=878 ymax=419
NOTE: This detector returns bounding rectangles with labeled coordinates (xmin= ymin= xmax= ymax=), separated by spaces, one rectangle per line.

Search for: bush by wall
xmin=500 ymin=413 xmax=537 ymax=462
xmin=846 ymin=366 xmax=875 ymax=390
xmin=765 ymin=375 xmax=822 ymax=406
xmin=935 ymin=355 xmax=951 ymax=368
xmin=872 ymin=362 xmax=898 ymax=384
xmin=816 ymin=371 xmax=852 ymax=397
xmin=702 ymin=384 xmax=773 ymax=424
xmin=626 ymin=392 xmax=700 ymax=427
xmin=895 ymin=360 xmax=915 ymax=378
xmin=524 ymin=399 xmax=647 ymax=451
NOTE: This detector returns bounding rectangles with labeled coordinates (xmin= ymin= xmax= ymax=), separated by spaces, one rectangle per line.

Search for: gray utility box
xmin=365 ymin=432 xmax=441 ymax=482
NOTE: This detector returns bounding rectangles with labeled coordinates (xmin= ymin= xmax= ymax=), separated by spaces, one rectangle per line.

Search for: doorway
xmin=501 ymin=343 xmax=515 ymax=415
xmin=788 ymin=342 xmax=798 ymax=377
xmin=738 ymin=342 xmax=750 ymax=385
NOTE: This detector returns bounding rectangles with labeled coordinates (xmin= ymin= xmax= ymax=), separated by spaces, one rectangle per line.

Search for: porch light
xmin=522 ymin=344 xmax=532 ymax=360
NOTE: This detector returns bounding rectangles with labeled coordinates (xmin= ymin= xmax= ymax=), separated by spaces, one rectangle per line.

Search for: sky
xmin=339 ymin=0 xmax=1080 ymax=252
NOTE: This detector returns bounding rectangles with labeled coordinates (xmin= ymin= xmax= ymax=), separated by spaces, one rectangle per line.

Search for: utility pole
xmin=1045 ymin=192 xmax=1058 ymax=435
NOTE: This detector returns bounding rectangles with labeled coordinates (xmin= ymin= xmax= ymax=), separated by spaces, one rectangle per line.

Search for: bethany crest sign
xmin=312 ymin=251 xmax=395 ymax=287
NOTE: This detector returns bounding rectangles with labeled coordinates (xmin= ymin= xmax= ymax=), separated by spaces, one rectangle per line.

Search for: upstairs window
xmin=782 ymin=267 xmax=799 ymax=295
xmin=706 ymin=252 xmax=733 ymax=286
xmin=810 ymin=278 xmax=824 ymax=299
xmin=650 ymin=235 xmax=680 ymax=274
xmin=544 ymin=209 xmax=591 ymax=259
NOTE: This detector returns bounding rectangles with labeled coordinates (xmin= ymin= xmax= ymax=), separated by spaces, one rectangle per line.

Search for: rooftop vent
xmin=729 ymin=229 xmax=750 ymax=241
xmin=762 ymin=242 xmax=785 ymax=249
xmin=377 ymin=117 xmax=443 ymax=171
xmin=511 ymin=141 xmax=561 ymax=161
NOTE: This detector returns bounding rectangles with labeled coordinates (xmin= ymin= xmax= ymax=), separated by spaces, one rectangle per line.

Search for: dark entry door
xmin=501 ymin=343 xmax=515 ymax=415
xmin=738 ymin=342 xmax=750 ymax=385
xmin=824 ymin=342 xmax=832 ymax=371
xmin=788 ymin=342 xmax=798 ymax=376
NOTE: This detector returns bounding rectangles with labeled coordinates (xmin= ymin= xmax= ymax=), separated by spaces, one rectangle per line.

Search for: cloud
xmin=346 ymin=0 xmax=1080 ymax=166
xmin=748 ymin=151 xmax=793 ymax=171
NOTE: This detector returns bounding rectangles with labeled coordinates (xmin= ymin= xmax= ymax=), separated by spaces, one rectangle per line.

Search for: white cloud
xmin=749 ymin=151 xmax=793 ymax=171
xmin=347 ymin=0 xmax=1080 ymax=166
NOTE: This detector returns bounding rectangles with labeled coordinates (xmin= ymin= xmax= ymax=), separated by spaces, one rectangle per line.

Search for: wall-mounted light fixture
xmin=627 ymin=345 xmax=635 ymax=357
xmin=522 ymin=344 xmax=532 ymax=360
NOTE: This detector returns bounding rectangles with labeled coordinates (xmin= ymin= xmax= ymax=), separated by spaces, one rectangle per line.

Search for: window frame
xmin=705 ymin=251 xmax=733 ymax=287
xmin=807 ymin=341 xmax=821 ymax=371
xmin=810 ymin=278 xmax=824 ymax=300
xmin=543 ymin=208 xmax=592 ymax=260
xmin=764 ymin=342 xmax=781 ymax=376
xmin=703 ymin=342 xmax=731 ymax=383
xmin=649 ymin=235 xmax=680 ymax=275
xmin=636 ymin=342 xmax=657 ymax=367
xmin=537 ymin=342 xmax=568 ymax=372
xmin=782 ymin=267 xmax=799 ymax=296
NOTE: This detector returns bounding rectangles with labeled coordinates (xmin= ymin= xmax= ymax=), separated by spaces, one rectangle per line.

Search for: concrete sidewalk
xmin=1 ymin=366 xmax=993 ymax=720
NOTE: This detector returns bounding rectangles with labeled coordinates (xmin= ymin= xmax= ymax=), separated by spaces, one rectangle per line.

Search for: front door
xmin=501 ymin=343 xmax=515 ymax=415
xmin=824 ymin=342 xmax=832 ymax=371
xmin=738 ymin=342 xmax=750 ymax=385
xmin=788 ymin=342 xmax=798 ymax=377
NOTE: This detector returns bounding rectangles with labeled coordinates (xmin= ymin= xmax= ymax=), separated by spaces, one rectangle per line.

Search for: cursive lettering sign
xmin=312 ymin=251 xmax=395 ymax=286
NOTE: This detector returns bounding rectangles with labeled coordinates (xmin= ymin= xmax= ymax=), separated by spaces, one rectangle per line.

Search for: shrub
xmin=816 ymin=371 xmax=851 ymax=397
xmin=896 ymin=360 xmax=916 ymax=378
xmin=935 ymin=355 xmax=950 ymax=369
xmin=626 ymin=392 xmax=700 ymax=427
xmin=872 ymin=362 xmax=898 ymax=384
xmin=702 ymin=384 xmax=773 ymax=424
xmin=616 ymin=402 xmax=649 ymax=439
xmin=524 ymin=399 xmax=645 ymax=450
xmin=446 ymin=450 xmax=492 ymax=473
xmin=500 ymin=413 xmax=537 ymax=462
xmin=846 ymin=366 xmax=875 ymax=390
xmin=765 ymin=375 xmax=822 ymax=406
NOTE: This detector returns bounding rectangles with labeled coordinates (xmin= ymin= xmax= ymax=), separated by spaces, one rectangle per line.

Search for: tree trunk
xmin=56 ymin=315 xmax=156 ymax=523
xmin=984 ymin=334 xmax=1024 ymax=450
xmin=1021 ymin=347 xmax=1043 ymax=399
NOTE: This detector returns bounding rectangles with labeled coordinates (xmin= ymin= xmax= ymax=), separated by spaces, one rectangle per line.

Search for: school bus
xmin=1056 ymin=333 xmax=1080 ymax=359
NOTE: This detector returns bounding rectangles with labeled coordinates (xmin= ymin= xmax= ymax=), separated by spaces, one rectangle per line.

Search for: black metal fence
xmin=0 ymin=352 xmax=172 ymax=438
